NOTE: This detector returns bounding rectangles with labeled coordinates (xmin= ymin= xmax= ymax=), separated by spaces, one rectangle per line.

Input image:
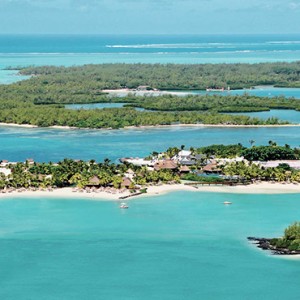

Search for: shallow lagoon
xmin=231 ymin=109 xmax=300 ymax=124
xmin=0 ymin=191 xmax=299 ymax=300
xmin=1 ymin=35 xmax=300 ymax=299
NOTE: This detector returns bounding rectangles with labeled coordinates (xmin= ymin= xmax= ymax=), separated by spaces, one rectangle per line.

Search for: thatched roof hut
xmin=121 ymin=177 xmax=132 ymax=188
xmin=202 ymin=163 xmax=221 ymax=173
xmin=154 ymin=160 xmax=178 ymax=171
xmin=87 ymin=175 xmax=101 ymax=186
xmin=179 ymin=165 xmax=191 ymax=173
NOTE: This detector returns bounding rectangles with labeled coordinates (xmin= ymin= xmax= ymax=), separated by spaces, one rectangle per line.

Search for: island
xmin=248 ymin=222 xmax=300 ymax=255
xmin=1 ymin=63 xmax=300 ymax=128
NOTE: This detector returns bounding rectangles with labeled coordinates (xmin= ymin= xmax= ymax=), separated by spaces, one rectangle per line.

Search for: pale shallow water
xmin=1 ymin=34 xmax=300 ymax=299
xmin=0 ymin=192 xmax=299 ymax=300
xmin=1 ymin=34 xmax=300 ymax=84
xmin=230 ymin=109 xmax=300 ymax=124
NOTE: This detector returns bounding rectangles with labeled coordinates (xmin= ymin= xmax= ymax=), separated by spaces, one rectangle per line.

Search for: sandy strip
xmin=125 ymin=123 xmax=300 ymax=129
xmin=102 ymin=89 xmax=191 ymax=96
xmin=0 ymin=183 xmax=299 ymax=202
xmin=0 ymin=122 xmax=38 ymax=128
xmin=142 ymin=182 xmax=300 ymax=198
xmin=0 ymin=122 xmax=300 ymax=130
xmin=0 ymin=187 xmax=128 ymax=201
xmin=278 ymin=255 xmax=300 ymax=260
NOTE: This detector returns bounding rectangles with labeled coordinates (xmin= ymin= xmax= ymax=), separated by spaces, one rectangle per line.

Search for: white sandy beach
xmin=0 ymin=187 xmax=125 ymax=201
xmin=0 ymin=122 xmax=300 ymax=131
xmin=0 ymin=122 xmax=38 ymax=128
xmin=143 ymin=182 xmax=300 ymax=197
xmin=102 ymin=88 xmax=191 ymax=97
xmin=0 ymin=182 xmax=299 ymax=202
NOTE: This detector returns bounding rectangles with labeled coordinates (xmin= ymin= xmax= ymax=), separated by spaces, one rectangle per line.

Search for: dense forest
xmin=166 ymin=142 xmax=300 ymax=160
xmin=18 ymin=62 xmax=300 ymax=90
xmin=1 ymin=63 xmax=300 ymax=128
xmin=0 ymin=106 xmax=284 ymax=128
xmin=123 ymin=94 xmax=300 ymax=112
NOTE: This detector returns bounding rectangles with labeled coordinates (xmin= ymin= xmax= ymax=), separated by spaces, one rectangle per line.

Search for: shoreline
xmin=0 ymin=122 xmax=38 ymax=128
xmin=0 ymin=122 xmax=299 ymax=131
xmin=0 ymin=182 xmax=299 ymax=201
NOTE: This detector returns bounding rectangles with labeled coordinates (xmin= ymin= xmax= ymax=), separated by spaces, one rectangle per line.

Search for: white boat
xmin=120 ymin=202 xmax=129 ymax=209
xmin=223 ymin=201 xmax=232 ymax=205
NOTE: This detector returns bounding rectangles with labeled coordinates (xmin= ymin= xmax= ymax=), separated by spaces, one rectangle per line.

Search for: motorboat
xmin=223 ymin=201 xmax=232 ymax=205
xmin=120 ymin=202 xmax=129 ymax=209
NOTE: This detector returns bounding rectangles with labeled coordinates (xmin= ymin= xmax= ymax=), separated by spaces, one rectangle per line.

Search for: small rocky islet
xmin=247 ymin=237 xmax=300 ymax=255
xmin=248 ymin=222 xmax=300 ymax=255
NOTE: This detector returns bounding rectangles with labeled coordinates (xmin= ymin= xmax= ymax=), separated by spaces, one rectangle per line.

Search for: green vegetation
xmin=1 ymin=63 xmax=300 ymax=128
xmin=0 ymin=106 xmax=284 ymax=128
xmin=0 ymin=159 xmax=180 ymax=190
xmin=196 ymin=144 xmax=246 ymax=158
xmin=161 ymin=143 xmax=300 ymax=182
xmin=174 ymin=143 xmax=300 ymax=160
xmin=181 ymin=173 xmax=225 ymax=183
xmin=271 ymin=222 xmax=300 ymax=251
xmin=124 ymin=94 xmax=300 ymax=113
xmin=241 ymin=145 xmax=298 ymax=161
xmin=1 ymin=142 xmax=300 ymax=191
xmin=18 ymin=62 xmax=300 ymax=91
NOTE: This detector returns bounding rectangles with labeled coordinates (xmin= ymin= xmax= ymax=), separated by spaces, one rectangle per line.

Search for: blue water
xmin=0 ymin=192 xmax=300 ymax=300
xmin=1 ymin=125 xmax=300 ymax=162
xmin=178 ymin=86 xmax=300 ymax=99
xmin=66 ymin=103 xmax=300 ymax=123
xmin=1 ymin=34 xmax=300 ymax=84
xmin=1 ymin=34 xmax=300 ymax=299
xmin=65 ymin=103 xmax=126 ymax=110
xmin=231 ymin=109 xmax=300 ymax=124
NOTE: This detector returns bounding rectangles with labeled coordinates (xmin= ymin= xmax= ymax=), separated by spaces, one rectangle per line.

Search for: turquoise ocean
xmin=0 ymin=35 xmax=300 ymax=300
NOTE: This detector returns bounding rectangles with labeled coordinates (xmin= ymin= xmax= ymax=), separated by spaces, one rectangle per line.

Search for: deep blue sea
xmin=0 ymin=34 xmax=300 ymax=300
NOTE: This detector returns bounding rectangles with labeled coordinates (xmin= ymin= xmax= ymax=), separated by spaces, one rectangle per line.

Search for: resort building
xmin=154 ymin=160 xmax=178 ymax=171
xmin=121 ymin=177 xmax=132 ymax=189
xmin=87 ymin=175 xmax=101 ymax=187
xmin=202 ymin=162 xmax=222 ymax=174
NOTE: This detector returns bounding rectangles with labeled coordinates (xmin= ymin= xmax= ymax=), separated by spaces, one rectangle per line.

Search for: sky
xmin=0 ymin=0 xmax=299 ymax=34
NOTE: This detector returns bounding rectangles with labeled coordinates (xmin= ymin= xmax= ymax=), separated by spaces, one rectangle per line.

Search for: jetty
xmin=119 ymin=192 xmax=143 ymax=200
xmin=184 ymin=181 xmax=250 ymax=188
